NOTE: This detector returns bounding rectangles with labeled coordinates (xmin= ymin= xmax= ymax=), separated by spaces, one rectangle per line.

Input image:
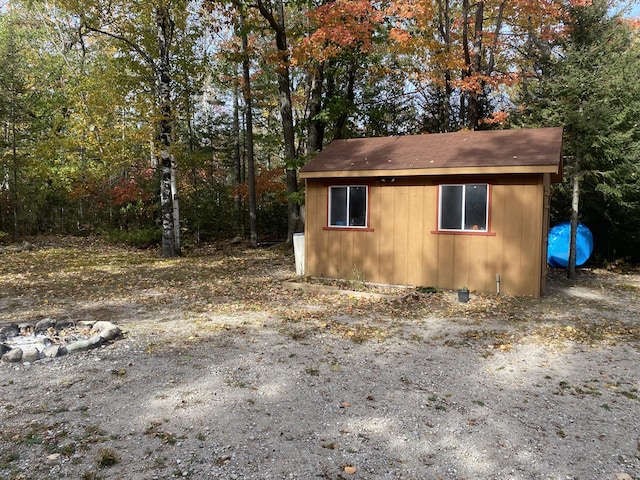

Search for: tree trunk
xmin=486 ymin=0 xmax=506 ymax=76
xmin=568 ymin=156 xmax=581 ymax=280
xmin=333 ymin=60 xmax=357 ymax=140
xmin=232 ymin=74 xmax=243 ymax=235
xmin=159 ymin=106 xmax=175 ymax=257
xmin=11 ymin=89 xmax=19 ymax=239
xmin=437 ymin=0 xmax=453 ymax=132
xmin=256 ymin=0 xmax=301 ymax=244
xmin=185 ymin=87 xmax=201 ymax=244
xmin=7 ymin=20 xmax=19 ymax=239
xmin=467 ymin=0 xmax=484 ymax=129
xmin=156 ymin=5 xmax=178 ymax=258
xmin=241 ymin=16 xmax=258 ymax=248
xmin=159 ymin=132 xmax=174 ymax=257
xmin=461 ymin=0 xmax=471 ymax=127
xmin=171 ymin=155 xmax=181 ymax=253
xmin=306 ymin=63 xmax=325 ymax=155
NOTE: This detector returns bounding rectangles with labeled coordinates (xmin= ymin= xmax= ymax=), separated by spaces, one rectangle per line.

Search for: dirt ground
xmin=1 ymin=238 xmax=639 ymax=480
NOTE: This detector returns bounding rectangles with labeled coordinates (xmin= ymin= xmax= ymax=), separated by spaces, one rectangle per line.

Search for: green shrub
xmin=104 ymin=228 xmax=161 ymax=248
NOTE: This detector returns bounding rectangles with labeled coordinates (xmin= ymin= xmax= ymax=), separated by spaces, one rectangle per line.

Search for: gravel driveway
xmin=1 ymin=241 xmax=639 ymax=480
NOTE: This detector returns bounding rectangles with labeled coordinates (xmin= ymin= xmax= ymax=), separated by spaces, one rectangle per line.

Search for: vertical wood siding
xmin=304 ymin=175 xmax=546 ymax=296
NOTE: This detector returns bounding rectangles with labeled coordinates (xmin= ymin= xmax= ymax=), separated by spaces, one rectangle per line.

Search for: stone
xmin=55 ymin=321 xmax=76 ymax=331
xmin=0 ymin=324 xmax=19 ymax=337
xmin=99 ymin=326 xmax=121 ymax=341
xmin=91 ymin=321 xmax=121 ymax=341
xmin=91 ymin=321 xmax=112 ymax=332
xmin=0 ymin=320 xmax=122 ymax=362
xmin=35 ymin=318 xmax=56 ymax=334
xmin=66 ymin=339 xmax=93 ymax=353
xmin=21 ymin=347 xmax=40 ymax=363
xmin=65 ymin=336 xmax=102 ymax=352
xmin=1 ymin=348 xmax=23 ymax=363
xmin=43 ymin=344 xmax=66 ymax=358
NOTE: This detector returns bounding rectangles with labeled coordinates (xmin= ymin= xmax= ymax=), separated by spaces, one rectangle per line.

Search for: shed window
xmin=328 ymin=186 xmax=368 ymax=227
xmin=439 ymin=184 xmax=488 ymax=231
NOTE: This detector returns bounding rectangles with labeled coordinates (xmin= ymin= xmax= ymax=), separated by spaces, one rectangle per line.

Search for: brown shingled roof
xmin=300 ymin=127 xmax=563 ymax=179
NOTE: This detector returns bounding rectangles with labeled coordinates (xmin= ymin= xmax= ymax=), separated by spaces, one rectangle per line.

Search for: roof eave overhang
xmin=300 ymin=165 xmax=562 ymax=180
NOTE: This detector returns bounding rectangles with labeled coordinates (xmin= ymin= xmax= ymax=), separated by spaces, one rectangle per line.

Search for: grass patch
xmin=96 ymin=448 xmax=120 ymax=468
xmin=82 ymin=471 xmax=104 ymax=480
xmin=416 ymin=286 xmax=438 ymax=294
xmin=79 ymin=424 xmax=108 ymax=445
xmin=23 ymin=434 xmax=43 ymax=446
xmin=0 ymin=451 xmax=19 ymax=467
xmin=620 ymin=390 xmax=638 ymax=400
xmin=104 ymin=228 xmax=161 ymax=248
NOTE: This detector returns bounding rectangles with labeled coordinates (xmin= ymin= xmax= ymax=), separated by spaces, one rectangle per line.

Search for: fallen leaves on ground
xmin=1 ymin=236 xmax=639 ymax=351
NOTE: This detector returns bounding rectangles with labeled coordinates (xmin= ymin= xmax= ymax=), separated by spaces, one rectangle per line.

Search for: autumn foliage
xmin=1 ymin=0 xmax=638 ymax=253
xmin=232 ymin=167 xmax=287 ymax=203
xmin=297 ymin=0 xmax=384 ymax=62
xmin=110 ymin=169 xmax=154 ymax=207
xmin=382 ymin=0 xmax=567 ymax=128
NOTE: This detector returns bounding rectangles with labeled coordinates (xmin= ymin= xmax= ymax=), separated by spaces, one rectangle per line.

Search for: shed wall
xmin=304 ymin=176 xmax=546 ymax=296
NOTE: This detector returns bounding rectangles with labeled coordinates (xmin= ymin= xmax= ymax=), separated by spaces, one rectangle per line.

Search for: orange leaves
xmin=388 ymin=27 xmax=412 ymax=45
xmin=382 ymin=0 xmax=567 ymax=127
xmin=479 ymin=110 xmax=510 ymax=126
xmin=231 ymin=167 xmax=286 ymax=202
xmin=457 ymin=74 xmax=493 ymax=94
xmin=296 ymin=0 xmax=384 ymax=62
xmin=110 ymin=178 xmax=142 ymax=206
xmin=455 ymin=71 xmax=518 ymax=94
xmin=109 ymin=167 xmax=154 ymax=207
xmin=624 ymin=17 xmax=640 ymax=30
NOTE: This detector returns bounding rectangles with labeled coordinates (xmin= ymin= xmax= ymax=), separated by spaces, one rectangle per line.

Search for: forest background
xmin=0 ymin=0 xmax=639 ymax=263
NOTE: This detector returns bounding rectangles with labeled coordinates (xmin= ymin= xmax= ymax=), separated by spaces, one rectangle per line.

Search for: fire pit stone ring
xmin=0 ymin=319 xmax=122 ymax=364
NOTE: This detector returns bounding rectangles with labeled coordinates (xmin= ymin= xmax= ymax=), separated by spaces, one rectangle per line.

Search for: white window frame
xmin=328 ymin=185 xmax=369 ymax=228
xmin=438 ymin=183 xmax=489 ymax=232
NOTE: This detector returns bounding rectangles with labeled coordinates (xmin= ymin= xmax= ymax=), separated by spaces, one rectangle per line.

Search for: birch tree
xmin=64 ymin=0 xmax=199 ymax=256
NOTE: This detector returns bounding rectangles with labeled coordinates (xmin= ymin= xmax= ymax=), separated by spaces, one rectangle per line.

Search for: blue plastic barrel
xmin=547 ymin=222 xmax=594 ymax=268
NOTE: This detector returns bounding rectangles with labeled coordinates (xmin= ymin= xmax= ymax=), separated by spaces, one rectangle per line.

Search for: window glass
xmin=440 ymin=185 xmax=463 ymax=229
xmin=464 ymin=184 xmax=487 ymax=230
xmin=330 ymin=187 xmax=348 ymax=226
xmin=329 ymin=186 xmax=368 ymax=227
xmin=349 ymin=186 xmax=367 ymax=226
xmin=439 ymin=184 xmax=488 ymax=232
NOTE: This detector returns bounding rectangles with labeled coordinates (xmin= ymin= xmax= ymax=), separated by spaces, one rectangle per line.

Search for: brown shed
xmin=299 ymin=127 xmax=563 ymax=297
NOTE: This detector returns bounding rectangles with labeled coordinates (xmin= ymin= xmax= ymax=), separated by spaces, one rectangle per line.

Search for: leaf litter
xmin=0 ymin=236 xmax=639 ymax=479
